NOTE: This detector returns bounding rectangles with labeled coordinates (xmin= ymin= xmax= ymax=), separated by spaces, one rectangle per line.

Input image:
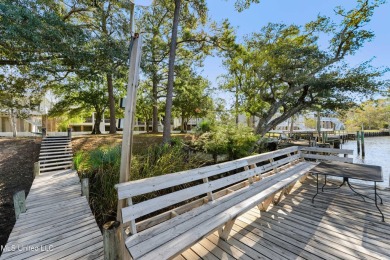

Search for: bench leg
xmin=284 ymin=182 xmax=295 ymax=195
xmin=274 ymin=188 xmax=286 ymax=205
xmin=218 ymin=217 xmax=237 ymax=241
xmin=258 ymin=193 xmax=276 ymax=212
xmin=299 ymin=173 xmax=309 ymax=183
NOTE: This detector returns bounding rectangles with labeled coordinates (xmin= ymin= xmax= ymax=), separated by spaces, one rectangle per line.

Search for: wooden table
xmin=310 ymin=161 xmax=384 ymax=221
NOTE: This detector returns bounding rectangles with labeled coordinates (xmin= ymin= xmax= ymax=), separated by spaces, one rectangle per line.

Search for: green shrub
xmin=74 ymin=141 xmax=206 ymax=226
xmin=226 ymin=124 xmax=258 ymax=160
xmin=195 ymin=120 xmax=213 ymax=134
xmin=193 ymin=123 xmax=259 ymax=161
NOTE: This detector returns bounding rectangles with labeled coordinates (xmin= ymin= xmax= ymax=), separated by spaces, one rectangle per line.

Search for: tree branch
xmin=62 ymin=7 xmax=90 ymax=21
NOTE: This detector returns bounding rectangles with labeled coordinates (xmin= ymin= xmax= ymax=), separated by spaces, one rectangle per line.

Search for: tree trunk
xmin=317 ymin=111 xmax=321 ymax=141
xmin=152 ymin=77 xmax=159 ymax=133
xmin=9 ymin=109 xmax=17 ymax=137
xmin=255 ymin=104 xmax=305 ymax=136
xmin=107 ymin=74 xmax=117 ymax=134
xmin=289 ymin=116 xmax=294 ymax=136
xmin=92 ymin=112 xmax=102 ymax=135
xmin=235 ymin=86 xmax=239 ymax=125
xmin=181 ymin=112 xmax=186 ymax=133
xmin=146 ymin=119 xmax=150 ymax=133
xmin=162 ymin=0 xmax=181 ymax=143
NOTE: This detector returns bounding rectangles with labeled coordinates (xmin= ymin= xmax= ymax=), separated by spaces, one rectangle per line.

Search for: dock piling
xmin=81 ymin=178 xmax=89 ymax=201
xmin=33 ymin=161 xmax=40 ymax=177
xmin=13 ymin=190 xmax=26 ymax=219
xmin=103 ymin=221 xmax=121 ymax=260
xmin=361 ymin=130 xmax=365 ymax=157
xmin=357 ymin=131 xmax=360 ymax=155
xmin=67 ymin=128 xmax=72 ymax=138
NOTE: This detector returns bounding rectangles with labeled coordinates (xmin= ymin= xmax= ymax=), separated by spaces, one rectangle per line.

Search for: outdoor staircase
xmin=39 ymin=136 xmax=73 ymax=173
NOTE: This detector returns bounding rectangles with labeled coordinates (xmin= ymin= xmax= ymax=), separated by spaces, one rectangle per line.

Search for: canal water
xmin=341 ymin=136 xmax=390 ymax=188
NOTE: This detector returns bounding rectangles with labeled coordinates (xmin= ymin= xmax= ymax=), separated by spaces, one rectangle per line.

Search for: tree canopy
xmin=49 ymin=76 xmax=110 ymax=134
xmin=221 ymin=0 xmax=388 ymax=136
xmin=1 ymin=0 xmax=388 ymax=139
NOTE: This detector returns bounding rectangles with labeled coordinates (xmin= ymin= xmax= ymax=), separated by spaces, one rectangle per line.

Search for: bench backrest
xmin=299 ymin=147 xmax=353 ymax=163
xmin=115 ymin=146 xmax=301 ymax=231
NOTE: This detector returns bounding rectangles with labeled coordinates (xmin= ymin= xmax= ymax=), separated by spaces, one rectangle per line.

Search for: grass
xmin=72 ymin=133 xmax=194 ymax=154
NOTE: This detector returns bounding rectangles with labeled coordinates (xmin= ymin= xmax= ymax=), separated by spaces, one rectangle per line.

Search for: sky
xmin=202 ymin=0 xmax=390 ymax=106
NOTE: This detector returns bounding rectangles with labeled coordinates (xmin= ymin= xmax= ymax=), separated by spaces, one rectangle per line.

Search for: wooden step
xmin=40 ymin=151 xmax=73 ymax=156
xmin=41 ymin=143 xmax=70 ymax=146
xmin=40 ymin=145 xmax=71 ymax=149
xmin=40 ymin=161 xmax=73 ymax=167
xmin=39 ymin=154 xmax=74 ymax=160
xmin=39 ymin=157 xmax=73 ymax=163
xmin=40 ymin=148 xmax=73 ymax=153
xmin=40 ymin=146 xmax=71 ymax=150
xmin=39 ymin=165 xmax=73 ymax=172
xmin=41 ymin=140 xmax=70 ymax=144
xmin=42 ymin=138 xmax=70 ymax=141
xmin=43 ymin=136 xmax=70 ymax=140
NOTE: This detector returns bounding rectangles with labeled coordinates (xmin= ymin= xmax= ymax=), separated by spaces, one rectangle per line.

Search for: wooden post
xmin=117 ymin=34 xmax=143 ymax=260
xmin=202 ymin=178 xmax=214 ymax=201
xmin=42 ymin=127 xmax=47 ymax=137
xmin=118 ymin=34 xmax=143 ymax=204
xmin=13 ymin=190 xmax=26 ymax=219
xmin=357 ymin=131 xmax=360 ymax=155
xmin=317 ymin=111 xmax=321 ymax=142
xmin=103 ymin=221 xmax=121 ymax=260
xmin=33 ymin=161 xmax=40 ymax=177
xmin=361 ymin=130 xmax=365 ymax=157
xmin=81 ymin=178 xmax=89 ymax=201
xmin=67 ymin=128 xmax=72 ymax=138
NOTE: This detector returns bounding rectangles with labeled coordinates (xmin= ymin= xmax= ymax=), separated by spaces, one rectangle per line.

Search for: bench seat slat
xmin=126 ymin=161 xmax=319 ymax=259
xmin=116 ymin=160 xmax=249 ymax=199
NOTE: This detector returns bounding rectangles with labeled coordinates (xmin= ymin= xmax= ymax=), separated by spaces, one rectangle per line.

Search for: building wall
xmin=0 ymin=116 xmax=11 ymax=132
xmin=0 ymin=115 xmax=43 ymax=133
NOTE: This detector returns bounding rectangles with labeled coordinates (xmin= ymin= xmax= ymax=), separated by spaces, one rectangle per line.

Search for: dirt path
xmin=0 ymin=138 xmax=40 ymax=252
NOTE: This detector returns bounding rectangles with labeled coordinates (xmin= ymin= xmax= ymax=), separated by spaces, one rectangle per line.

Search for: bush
xmin=75 ymin=146 xmax=121 ymax=226
xmin=194 ymin=123 xmax=259 ymax=162
xmin=195 ymin=120 xmax=213 ymax=135
xmin=74 ymin=141 xmax=206 ymax=226
xmin=226 ymin=124 xmax=258 ymax=160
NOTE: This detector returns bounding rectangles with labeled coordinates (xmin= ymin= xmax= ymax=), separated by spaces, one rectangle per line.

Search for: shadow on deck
xmin=176 ymin=176 xmax=390 ymax=260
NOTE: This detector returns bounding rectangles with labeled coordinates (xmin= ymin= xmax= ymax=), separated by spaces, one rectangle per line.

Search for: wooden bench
xmin=115 ymin=146 xmax=351 ymax=259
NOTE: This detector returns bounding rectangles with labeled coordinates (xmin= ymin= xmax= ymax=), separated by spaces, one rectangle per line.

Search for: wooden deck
xmin=175 ymin=176 xmax=390 ymax=260
xmin=0 ymin=137 xmax=103 ymax=259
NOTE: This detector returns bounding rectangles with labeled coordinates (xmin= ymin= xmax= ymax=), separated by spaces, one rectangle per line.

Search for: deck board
xmin=0 ymin=136 xmax=103 ymax=260
xmin=175 ymin=176 xmax=390 ymax=260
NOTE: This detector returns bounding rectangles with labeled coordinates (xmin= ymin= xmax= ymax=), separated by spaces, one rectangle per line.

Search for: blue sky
xmin=203 ymin=0 xmax=390 ymax=106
